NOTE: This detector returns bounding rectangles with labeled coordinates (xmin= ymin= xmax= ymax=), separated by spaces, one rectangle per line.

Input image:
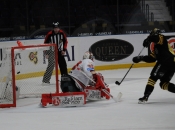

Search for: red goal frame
xmin=0 ymin=44 xmax=59 ymax=108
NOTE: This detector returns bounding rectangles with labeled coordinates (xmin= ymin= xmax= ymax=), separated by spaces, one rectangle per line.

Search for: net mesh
xmin=0 ymin=47 xmax=13 ymax=104
xmin=0 ymin=44 xmax=59 ymax=107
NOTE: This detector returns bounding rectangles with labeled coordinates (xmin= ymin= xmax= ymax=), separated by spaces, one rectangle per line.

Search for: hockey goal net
xmin=0 ymin=44 xmax=59 ymax=108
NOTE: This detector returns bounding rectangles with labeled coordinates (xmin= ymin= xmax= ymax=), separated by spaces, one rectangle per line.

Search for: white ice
xmin=0 ymin=67 xmax=175 ymax=130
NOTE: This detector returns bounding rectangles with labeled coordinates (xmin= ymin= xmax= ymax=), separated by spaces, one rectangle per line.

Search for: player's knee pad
xmin=159 ymin=81 xmax=169 ymax=90
xmin=61 ymin=75 xmax=80 ymax=92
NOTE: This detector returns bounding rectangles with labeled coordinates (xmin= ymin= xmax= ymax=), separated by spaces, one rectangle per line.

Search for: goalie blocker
xmin=40 ymin=73 xmax=111 ymax=107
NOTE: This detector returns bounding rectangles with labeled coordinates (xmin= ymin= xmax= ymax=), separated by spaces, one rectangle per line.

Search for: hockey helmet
xmin=52 ymin=22 xmax=59 ymax=28
xmin=83 ymin=51 xmax=94 ymax=60
xmin=150 ymin=28 xmax=161 ymax=36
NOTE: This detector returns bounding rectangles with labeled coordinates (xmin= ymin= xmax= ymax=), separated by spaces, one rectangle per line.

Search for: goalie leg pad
xmin=101 ymin=88 xmax=110 ymax=99
xmin=85 ymin=87 xmax=102 ymax=100
xmin=61 ymin=75 xmax=81 ymax=92
xmin=41 ymin=92 xmax=86 ymax=107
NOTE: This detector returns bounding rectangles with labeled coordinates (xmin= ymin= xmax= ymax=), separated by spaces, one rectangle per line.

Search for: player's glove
xmin=132 ymin=56 xmax=144 ymax=63
xmin=92 ymin=74 xmax=97 ymax=82
xmin=143 ymin=39 xmax=150 ymax=48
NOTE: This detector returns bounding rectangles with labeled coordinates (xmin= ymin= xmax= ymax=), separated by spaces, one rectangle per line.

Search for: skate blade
xmin=138 ymin=100 xmax=147 ymax=104
xmin=42 ymin=82 xmax=50 ymax=86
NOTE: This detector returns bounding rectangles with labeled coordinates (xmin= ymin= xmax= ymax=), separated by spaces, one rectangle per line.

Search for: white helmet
xmin=83 ymin=51 xmax=94 ymax=60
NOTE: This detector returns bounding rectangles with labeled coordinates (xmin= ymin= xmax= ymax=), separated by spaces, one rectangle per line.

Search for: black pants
xmin=42 ymin=51 xmax=68 ymax=83
xmin=143 ymin=62 xmax=175 ymax=96
xmin=150 ymin=62 xmax=174 ymax=83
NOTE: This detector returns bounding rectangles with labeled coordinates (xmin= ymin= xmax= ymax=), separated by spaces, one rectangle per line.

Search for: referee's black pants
xmin=42 ymin=51 xmax=68 ymax=83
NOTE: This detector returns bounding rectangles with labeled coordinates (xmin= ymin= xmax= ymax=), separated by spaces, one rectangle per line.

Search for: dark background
xmin=0 ymin=0 xmax=174 ymax=40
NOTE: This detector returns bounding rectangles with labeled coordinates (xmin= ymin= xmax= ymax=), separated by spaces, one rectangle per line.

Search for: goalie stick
xmin=115 ymin=47 xmax=145 ymax=85
xmin=102 ymin=89 xmax=122 ymax=102
xmin=79 ymin=70 xmax=122 ymax=102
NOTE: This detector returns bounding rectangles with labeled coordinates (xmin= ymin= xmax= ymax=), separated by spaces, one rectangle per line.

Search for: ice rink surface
xmin=1 ymin=67 xmax=175 ymax=130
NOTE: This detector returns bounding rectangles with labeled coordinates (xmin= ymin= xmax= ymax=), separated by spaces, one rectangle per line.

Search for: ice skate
xmin=138 ymin=96 xmax=148 ymax=104
xmin=42 ymin=82 xmax=50 ymax=86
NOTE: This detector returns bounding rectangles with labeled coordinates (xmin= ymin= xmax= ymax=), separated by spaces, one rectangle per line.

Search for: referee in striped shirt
xmin=42 ymin=22 xmax=68 ymax=85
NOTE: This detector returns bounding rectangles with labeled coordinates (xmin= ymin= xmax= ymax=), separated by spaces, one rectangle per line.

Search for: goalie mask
xmin=83 ymin=51 xmax=94 ymax=61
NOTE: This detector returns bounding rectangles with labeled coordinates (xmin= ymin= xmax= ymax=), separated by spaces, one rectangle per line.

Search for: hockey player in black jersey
xmin=132 ymin=28 xmax=175 ymax=103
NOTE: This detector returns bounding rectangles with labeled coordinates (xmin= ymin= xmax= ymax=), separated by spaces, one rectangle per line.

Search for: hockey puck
xmin=16 ymin=86 xmax=18 ymax=91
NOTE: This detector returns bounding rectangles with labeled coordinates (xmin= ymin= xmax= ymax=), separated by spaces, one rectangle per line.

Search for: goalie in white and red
xmin=41 ymin=51 xmax=111 ymax=107
xmin=61 ymin=51 xmax=110 ymax=100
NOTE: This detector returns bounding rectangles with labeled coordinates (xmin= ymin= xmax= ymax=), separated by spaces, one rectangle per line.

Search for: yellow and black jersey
xmin=143 ymin=34 xmax=175 ymax=65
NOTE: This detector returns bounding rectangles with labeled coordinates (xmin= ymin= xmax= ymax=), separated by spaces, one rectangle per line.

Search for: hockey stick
xmin=79 ymin=70 xmax=122 ymax=102
xmin=115 ymin=47 xmax=145 ymax=85
xmin=102 ymin=89 xmax=122 ymax=102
